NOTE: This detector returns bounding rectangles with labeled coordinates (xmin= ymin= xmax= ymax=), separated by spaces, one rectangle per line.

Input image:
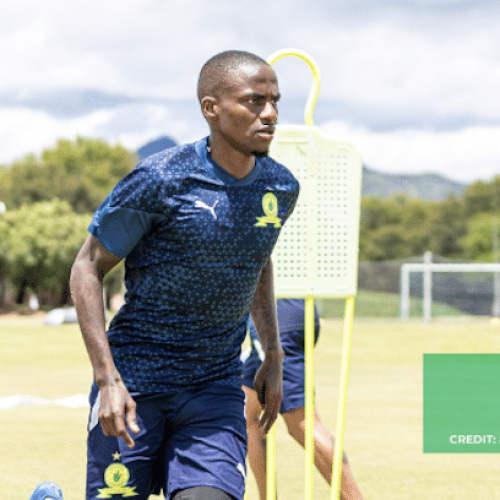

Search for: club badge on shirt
xmin=254 ymin=193 xmax=282 ymax=228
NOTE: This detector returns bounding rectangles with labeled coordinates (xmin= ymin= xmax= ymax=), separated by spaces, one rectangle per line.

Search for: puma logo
xmin=237 ymin=462 xmax=246 ymax=480
xmin=195 ymin=199 xmax=219 ymax=220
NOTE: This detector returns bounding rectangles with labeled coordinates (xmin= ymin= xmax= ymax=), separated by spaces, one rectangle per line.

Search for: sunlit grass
xmin=2 ymin=314 xmax=500 ymax=499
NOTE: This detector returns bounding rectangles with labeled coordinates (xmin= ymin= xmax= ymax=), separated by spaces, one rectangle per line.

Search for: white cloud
xmin=1 ymin=0 xmax=500 ymax=182
xmin=0 ymin=103 xmax=208 ymax=165
xmin=4 ymin=0 xmax=499 ymax=108
xmin=321 ymin=120 xmax=500 ymax=182
xmin=0 ymin=108 xmax=65 ymax=163
xmin=283 ymin=16 xmax=500 ymax=126
xmin=0 ymin=0 xmax=242 ymax=97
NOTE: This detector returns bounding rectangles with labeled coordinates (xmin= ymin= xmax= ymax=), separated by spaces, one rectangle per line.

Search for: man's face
xmin=215 ymin=63 xmax=280 ymax=158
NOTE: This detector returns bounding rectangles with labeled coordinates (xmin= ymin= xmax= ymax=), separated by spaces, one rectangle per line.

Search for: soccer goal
xmin=400 ymin=260 xmax=500 ymax=322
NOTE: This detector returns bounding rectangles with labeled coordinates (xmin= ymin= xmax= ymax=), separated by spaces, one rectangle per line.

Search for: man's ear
xmin=200 ymin=96 xmax=219 ymax=122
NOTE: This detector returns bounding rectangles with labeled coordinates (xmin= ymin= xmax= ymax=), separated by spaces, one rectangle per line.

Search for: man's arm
xmin=250 ymin=257 xmax=284 ymax=436
xmin=70 ymin=234 xmax=139 ymax=448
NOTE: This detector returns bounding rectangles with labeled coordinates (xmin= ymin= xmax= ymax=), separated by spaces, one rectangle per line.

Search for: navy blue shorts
xmin=242 ymin=328 xmax=319 ymax=414
xmin=86 ymin=384 xmax=247 ymax=500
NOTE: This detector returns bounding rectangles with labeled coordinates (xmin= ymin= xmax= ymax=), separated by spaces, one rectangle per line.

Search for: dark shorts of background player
xmin=86 ymin=384 xmax=247 ymax=500
xmin=242 ymin=328 xmax=319 ymax=414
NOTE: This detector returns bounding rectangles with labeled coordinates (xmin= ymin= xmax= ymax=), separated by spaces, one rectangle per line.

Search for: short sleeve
xmin=282 ymin=178 xmax=300 ymax=224
xmin=88 ymin=163 xmax=166 ymax=258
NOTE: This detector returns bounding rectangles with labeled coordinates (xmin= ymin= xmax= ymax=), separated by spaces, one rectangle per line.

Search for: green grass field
xmin=2 ymin=311 xmax=500 ymax=500
xmin=318 ymin=289 xmax=468 ymax=319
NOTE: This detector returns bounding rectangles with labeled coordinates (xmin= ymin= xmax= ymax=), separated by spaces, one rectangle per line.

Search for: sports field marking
xmin=0 ymin=393 xmax=88 ymax=410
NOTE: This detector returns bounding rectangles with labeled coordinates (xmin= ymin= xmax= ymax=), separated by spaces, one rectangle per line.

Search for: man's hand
xmin=98 ymin=380 xmax=140 ymax=448
xmin=253 ymin=348 xmax=284 ymax=436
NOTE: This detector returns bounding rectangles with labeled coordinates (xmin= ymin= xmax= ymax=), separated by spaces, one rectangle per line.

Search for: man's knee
xmin=285 ymin=419 xmax=303 ymax=442
xmin=283 ymin=407 xmax=306 ymax=440
xmin=242 ymin=386 xmax=262 ymax=426
xmin=171 ymin=486 xmax=236 ymax=500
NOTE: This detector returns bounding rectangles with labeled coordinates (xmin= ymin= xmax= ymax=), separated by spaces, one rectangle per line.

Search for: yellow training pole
xmin=266 ymin=424 xmax=277 ymax=500
xmin=331 ymin=295 xmax=356 ymax=500
xmin=267 ymin=49 xmax=322 ymax=500
xmin=267 ymin=48 xmax=321 ymax=126
xmin=304 ymin=296 xmax=316 ymax=500
xmin=267 ymin=47 xmax=362 ymax=500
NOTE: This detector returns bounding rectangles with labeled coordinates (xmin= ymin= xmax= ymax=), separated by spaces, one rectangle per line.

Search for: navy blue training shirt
xmin=88 ymin=137 xmax=299 ymax=392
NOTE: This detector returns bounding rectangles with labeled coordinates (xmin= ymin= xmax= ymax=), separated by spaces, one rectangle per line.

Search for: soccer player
xmin=242 ymin=299 xmax=365 ymax=500
xmin=69 ymin=51 xmax=299 ymax=500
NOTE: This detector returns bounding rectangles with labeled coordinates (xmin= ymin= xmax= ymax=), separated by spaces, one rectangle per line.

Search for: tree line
xmin=0 ymin=136 xmax=499 ymax=307
xmin=360 ymin=177 xmax=500 ymax=262
xmin=0 ymin=137 xmax=136 ymax=308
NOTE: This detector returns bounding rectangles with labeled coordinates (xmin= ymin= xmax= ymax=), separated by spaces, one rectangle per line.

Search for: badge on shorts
xmin=254 ymin=193 xmax=282 ymax=228
xmin=97 ymin=459 xmax=138 ymax=498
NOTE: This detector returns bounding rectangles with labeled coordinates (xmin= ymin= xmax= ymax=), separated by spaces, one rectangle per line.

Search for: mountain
xmin=362 ymin=166 xmax=466 ymax=200
xmin=136 ymin=136 xmax=178 ymax=160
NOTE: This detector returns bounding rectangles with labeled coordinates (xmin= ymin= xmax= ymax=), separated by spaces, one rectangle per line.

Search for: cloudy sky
xmin=1 ymin=0 xmax=500 ymax=183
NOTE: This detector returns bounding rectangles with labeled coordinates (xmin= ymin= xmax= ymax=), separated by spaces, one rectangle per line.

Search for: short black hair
xmin=197 ymin=50 xmax=269 ymax=103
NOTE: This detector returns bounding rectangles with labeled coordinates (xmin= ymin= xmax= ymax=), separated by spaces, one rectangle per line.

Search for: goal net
xmin=400 ymin=259 xmax=500 ymax=321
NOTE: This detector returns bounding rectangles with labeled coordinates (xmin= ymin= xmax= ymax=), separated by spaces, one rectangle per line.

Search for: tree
xmin=426 ymin=196 xmax=466 ymax=257
xmin=463 ymin=177 xmax=500 ymax=217
xmin=461 ymin=212 xmax=500 ymax=261
xmin=360 ymin=196 xmax=403 ymax=232
xmin=361 ymin=224 xmax=412 ymax=261
xmin=0 ymin=200 xmax=91 ymax=304
xmin=359 ymin=196 xmax=407 ymax=260
xmin=0 ymin=137 xmax=137 ymax=213
xmin=358 ymin=193 xmax=470 ymax=261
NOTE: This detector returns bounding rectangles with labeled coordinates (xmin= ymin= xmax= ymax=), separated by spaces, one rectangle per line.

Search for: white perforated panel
xmin=270 ymin=125 xmax=363 ymax=297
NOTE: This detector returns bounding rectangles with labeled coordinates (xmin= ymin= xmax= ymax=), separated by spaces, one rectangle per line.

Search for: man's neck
xmin=208 ymin=137 xmax=255 ymax=180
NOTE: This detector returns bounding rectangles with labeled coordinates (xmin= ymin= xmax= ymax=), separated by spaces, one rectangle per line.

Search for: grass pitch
xmin=319 ymin=289 xmax=467 ymax=318
xmin=2 ymin=312 xmax=500 ymax=499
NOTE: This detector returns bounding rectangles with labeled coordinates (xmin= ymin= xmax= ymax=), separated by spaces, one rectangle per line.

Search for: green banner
xmin=423 ymin=354 xmax=500 ymax=453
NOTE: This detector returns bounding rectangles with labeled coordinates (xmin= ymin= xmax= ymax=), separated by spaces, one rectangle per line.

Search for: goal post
xmin=400 ymin=262 xmax=500 ymax=322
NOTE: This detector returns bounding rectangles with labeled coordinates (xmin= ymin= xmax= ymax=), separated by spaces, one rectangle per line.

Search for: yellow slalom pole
xmin=331 ymin=295 xmax=356 ymax=500
xmin=267 ymin=48 xmax=321 ymax=126
xmin=267 ymin=49 xmax=321 ymax=500
xmin=304 ymin=295 xmax=316 ymax=500
xmin=266 ymin=423 xmax=277 ymax=500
